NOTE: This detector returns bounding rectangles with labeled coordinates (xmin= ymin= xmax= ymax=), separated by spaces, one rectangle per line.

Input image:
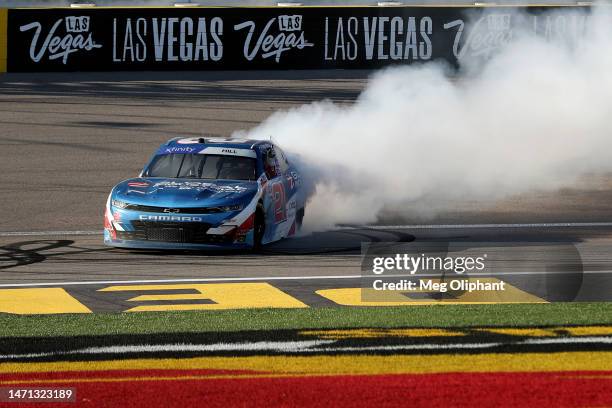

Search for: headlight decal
xmin=219 ymin=204 xmax=243 ymax=212
xmin=111 ymin=199 xmax=128 ymax=209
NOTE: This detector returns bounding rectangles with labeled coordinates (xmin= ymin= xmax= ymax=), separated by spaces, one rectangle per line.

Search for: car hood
xmin=112 ymin=178 xmax=259 ymax=207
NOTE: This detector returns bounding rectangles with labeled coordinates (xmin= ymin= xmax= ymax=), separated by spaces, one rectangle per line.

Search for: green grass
xmin=1 ymin=303 xmax=612 ymax=338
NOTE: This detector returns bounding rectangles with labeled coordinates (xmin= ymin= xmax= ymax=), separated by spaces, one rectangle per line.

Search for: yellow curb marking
xmin=2 ymin=352 xmax=612 ymax=376
xmin=563 ymin=326 xmax=612 ymax=336
xmin=300 ymin=328 xmax=465 ymax=339
xmin=317 ymin=278 xmax=546 ymax=306
xmin=475 ymin=328 xmax=560 ymax=337
xmin=0 ymin=288 xmax=91 ymax=314
xmin=99 ymin=283 xmax=308 ymax=311
xmin=300 ymin=326 xmax=612 ymax=339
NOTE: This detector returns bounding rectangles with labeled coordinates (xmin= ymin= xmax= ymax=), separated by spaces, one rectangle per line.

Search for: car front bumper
xmin=103 ymin=229 xmax=254 ymax=250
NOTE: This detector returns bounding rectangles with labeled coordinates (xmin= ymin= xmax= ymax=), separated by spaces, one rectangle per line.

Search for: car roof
xmin=164 ymin=137 xmax=269 ymax=149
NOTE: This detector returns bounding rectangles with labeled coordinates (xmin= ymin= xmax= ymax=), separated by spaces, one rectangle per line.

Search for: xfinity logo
xmin=164 ymin=146 xmax=195 ymax=154
xmin=139 ymin=215 xmax=203 ymax=222
xmin=20 ymin=16 xmax=102 ymax=64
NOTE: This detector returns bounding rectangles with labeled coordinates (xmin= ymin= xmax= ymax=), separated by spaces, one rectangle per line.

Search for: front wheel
xmin=253 ymin=204 xmax=265 ymax=250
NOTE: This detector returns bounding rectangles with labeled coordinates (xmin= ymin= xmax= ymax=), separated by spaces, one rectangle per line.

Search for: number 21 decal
xmin=272 ymin=182 xmax=287 ymax=224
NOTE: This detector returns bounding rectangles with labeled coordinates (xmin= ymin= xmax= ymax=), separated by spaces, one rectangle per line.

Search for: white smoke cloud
xmin=238 ymin=7 xmax=612 ymax=230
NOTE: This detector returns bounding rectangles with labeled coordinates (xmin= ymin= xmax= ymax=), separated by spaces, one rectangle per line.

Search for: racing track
xmin=1 ymin=71 xmax=612 ymax=311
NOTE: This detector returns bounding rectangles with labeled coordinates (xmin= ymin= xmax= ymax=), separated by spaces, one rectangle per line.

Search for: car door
xmin=261 ymin=145 xmax=294 ymax=243
xmin=275 ymin=146 xmax=303 ymax=228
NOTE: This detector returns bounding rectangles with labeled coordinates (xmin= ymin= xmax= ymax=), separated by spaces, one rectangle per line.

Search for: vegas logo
xmin=444 ymin=14 xmax=513 ymax=60
xmin=234 ymin=15 xmax=314 ymax=63
xmin=20 ymin=16 xmax=102 ymax=64
xmin=65 ymin=16 xmax=91 ymax=33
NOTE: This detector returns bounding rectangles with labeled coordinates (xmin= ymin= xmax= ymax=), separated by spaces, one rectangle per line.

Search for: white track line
xmin=305 ymin=342 xmax=503 ymax=353
xmin=0 ymin=270 xmax=610 ymax=288
xmin=0 ymin=340 xmax=336 ymax=360
xmin=2 ymin=336 xmax=612 ymax=360
xmin=521 ymin=337 xmax=612 ymax=345
xmin=2 ymin=222 xmax=612 ymax=237
xmin=340 ymin=222 xmax=612 ymax=230
xmin=0 ymin=230 xmax=100 ymax=237
xmin=302 ymin=336 xmax=612 ymax=353
xmin=0 ymin=275 xmax=365 ymax=288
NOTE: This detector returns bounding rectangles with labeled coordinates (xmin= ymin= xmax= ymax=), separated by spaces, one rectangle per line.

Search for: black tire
xmin=296 ymin=207 xmax=305 ymax=230
xmin=253 ymin=204 xmax=265 ymax=250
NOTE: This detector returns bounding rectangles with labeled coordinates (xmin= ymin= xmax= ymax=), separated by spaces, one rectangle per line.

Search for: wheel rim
xmin=254 ymin=210 xmax=265 ymax=246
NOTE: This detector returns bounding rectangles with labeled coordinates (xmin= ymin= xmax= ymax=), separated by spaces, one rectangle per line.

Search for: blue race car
xmin=104 ymin=137 xmax=305 ymax=250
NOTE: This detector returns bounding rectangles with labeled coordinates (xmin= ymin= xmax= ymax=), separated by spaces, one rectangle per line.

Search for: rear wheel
xmin=296 ymin=207 xmax=305 ymax=230
xmin=253 ymin=204 xmax=265 ymax=250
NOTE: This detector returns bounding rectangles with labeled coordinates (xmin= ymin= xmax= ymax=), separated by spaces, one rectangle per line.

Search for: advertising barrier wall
xmin=0 ymin=9 xmax=7 ymax=73
xmin=4 ymin=6 xmax=590 ymax=72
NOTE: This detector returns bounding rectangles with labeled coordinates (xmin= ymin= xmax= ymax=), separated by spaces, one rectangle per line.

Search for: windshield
xmin=146 ymin=154 xmax=257 ymax=181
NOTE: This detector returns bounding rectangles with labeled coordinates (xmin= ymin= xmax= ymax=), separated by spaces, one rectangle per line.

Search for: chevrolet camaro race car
xmin=104 ymin=138 xmax=306 ymax=250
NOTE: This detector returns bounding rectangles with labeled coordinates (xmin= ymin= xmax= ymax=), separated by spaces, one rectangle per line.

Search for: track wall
xmin=0 ymin=9 xmax=7 ymax=73
xmin=4 ymin=5 xmax=590 ymax=72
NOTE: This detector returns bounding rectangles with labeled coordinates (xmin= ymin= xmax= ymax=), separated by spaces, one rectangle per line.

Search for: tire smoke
xmin=238 ymin=7 xmax=612 ymax=230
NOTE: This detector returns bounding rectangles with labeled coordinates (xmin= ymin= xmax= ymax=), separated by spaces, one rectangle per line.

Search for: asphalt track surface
xmin=0 ymin=71 xmax=612 ymax=309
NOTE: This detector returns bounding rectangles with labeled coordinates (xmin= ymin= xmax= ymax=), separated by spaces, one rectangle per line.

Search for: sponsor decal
xmin=127 ymin=181 xmax=150 ymax=188
xmin=324 ymin=16 xmax=432 ymax=62
xmin=163 ymin=146 xmax=196 ymax=154
xmin=19 ymin=16 xmax=102 ymax=64
xmin=200 ymin=146 xmax=257 ymax=158
xmin=152 ymin=180 xmax=249 ymax=193
xmin=234 ymin=15 xmax=314 ymax=62
xmin=112 ymin=16 xmax=223 ymax=63
xmin=139 ymin=215 xmax=203 ymax=222
xmin=286 ymin=171 xmax=301 ymax=190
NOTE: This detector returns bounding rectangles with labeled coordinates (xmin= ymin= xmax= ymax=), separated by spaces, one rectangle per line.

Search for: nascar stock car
xmin=104 ymin=138 xmax=306 ymax=250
